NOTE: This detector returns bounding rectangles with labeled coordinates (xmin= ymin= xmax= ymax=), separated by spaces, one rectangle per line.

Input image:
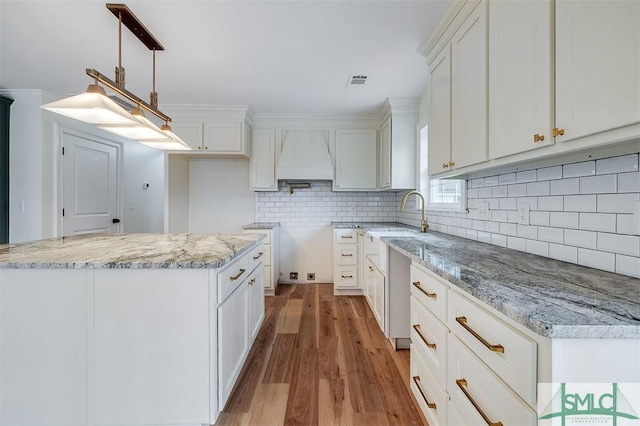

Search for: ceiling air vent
xmin=346 ymin=74 xmax=368 ymax=88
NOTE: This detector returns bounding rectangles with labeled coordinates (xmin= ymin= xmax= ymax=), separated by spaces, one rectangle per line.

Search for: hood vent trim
xmin=276 ymin=130 xmax=334 ymax=180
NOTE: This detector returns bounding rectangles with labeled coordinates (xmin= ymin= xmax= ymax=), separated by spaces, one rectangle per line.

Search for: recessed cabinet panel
xmin=335 ymin=129 xmax=377 ymax=190
xmin=556 ymin=0 xmax=640 ymax=142
xmin=428 ymin=48 xmax=452 ymax=175
xmin=451 ymin=0 xmax=488 ymax=170
xmin=204 ymin=121 xmax=243 ymax=152
xmin=171 ymin=120 xmax=204 ymax=151
xmin=379 ymin=118 xmax=391 ymax=188
xmin=251 ymin=129 xmax=277 ymax=190
xmin=489 ymin=0 xmax=553 ymax=159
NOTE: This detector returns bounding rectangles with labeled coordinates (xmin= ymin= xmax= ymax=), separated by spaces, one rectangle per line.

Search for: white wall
xmin=1 ymin=89 xmax=166 ymax=242
xmin=166 ymin=154 xmax=189 ymax=233
xmin=279 ymin=226 xmax=333 ymax=283
xmin=188 ymin=159 xmax=254 ymax=233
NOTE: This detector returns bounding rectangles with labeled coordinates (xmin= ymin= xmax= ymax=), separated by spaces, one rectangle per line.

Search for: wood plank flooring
xmin=216 ymin=284 xmax=426 ymax=426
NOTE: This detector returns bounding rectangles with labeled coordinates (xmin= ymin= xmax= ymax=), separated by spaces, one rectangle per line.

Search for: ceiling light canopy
xmin=41 ymin=3 xmax=190 ymax=151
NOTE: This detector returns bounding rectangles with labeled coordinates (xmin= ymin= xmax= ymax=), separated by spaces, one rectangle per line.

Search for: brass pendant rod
xmin=86 ymin=68 xmax=171 ymax=123
xmin=118 ymin=11 xmax=122 ymax=71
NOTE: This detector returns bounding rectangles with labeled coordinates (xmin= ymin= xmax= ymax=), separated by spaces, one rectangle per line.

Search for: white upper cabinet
xmin=425 ymin=1 xmax=488 ymax=176
xmin=378 ymin=98 xmax=419 ymax=189
xmin=489 ymin=0 xmax=553 ymax=159
xmin=555 ymin=0 xmax=640 ymax=143
xmin=450 ymin=1 xmax=488 ymax=171
xmin=334 ymin=129 xmax=377 ymax=191
xmin=428 ymin=46 xmax=452 ymax=175
xmin=250 ymin=129 xmax=277 ymax=191
xmin=169 ymin=121 xmax=204 ymax=151
xmin=204 ymin=121 xmax=247 ymax=154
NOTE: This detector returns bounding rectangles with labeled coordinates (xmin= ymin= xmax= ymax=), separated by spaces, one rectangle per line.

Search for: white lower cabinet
xmin=333 ymin=229 xmax=361 ymax=292
xmin=248 ymin=265 xmax=265 ymax=341
xmin=243 ymin=228 xmax=279 ymax=295
xmin=410 ymin=261 xmax=538 ymax=426
xmin=371 ymin=263 xmax=385 ymax=330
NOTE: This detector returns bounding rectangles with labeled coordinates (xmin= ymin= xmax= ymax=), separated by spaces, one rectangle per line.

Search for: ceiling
xmin=0 ymin=0 xmax=447 ymax=116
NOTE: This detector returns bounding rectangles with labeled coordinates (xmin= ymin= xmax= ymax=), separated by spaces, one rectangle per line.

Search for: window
xmin=417 ymin=123 xmax=466 ymax=211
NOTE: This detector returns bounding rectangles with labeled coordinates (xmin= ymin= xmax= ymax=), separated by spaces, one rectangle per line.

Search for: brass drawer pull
xmin=412 ymin=324 xmax=436 ymax=349
xmin=342 ymin=253 xmax=353 ymax=257
xmin=341 ymin=274 xmax=353 ymax=279
xmin=412 ymin=281 xmax=437 ymax=299
xmin=455 ymin=316 xmax=504 ymax=353
xmin=248 ymin=278 xmax=256 ymax=286
xmin=456 ymin=379 xmax=503 ymax=426
xmin=253 ymin=252 xmax=264 ymax=260
xmin=229 ymin=268 xmax=246 ymax=282
xmin=412 ymin=376 xmax=436 ymax=409
xmin=368 ymin=266 xmax=374 ymax=271
xmin=341 ymin=235 xmax=354 ymax=239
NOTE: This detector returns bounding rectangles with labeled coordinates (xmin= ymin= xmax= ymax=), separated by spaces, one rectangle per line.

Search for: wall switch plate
xmin=209 ymin=204 xmax=215 ymax=213
xmin=142 ymin=182 xmax=149 ymax=190
xmin=9 ymin=200 xmax=24 ymax=212
xmin=517 ymin=202 xmax=530 ymax=225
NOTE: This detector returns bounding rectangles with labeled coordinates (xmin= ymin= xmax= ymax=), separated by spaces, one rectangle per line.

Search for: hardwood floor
xmin=216 ymin=284 xmax=427 ymax=426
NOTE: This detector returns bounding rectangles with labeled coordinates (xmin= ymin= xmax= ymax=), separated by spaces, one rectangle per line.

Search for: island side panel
xmin=94 ymin=269 xmax=210 ymax=425
xmin=0 ymin=268 xmax=92 ymax=426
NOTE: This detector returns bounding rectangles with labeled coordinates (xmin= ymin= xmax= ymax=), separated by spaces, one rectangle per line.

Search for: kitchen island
xmin=0 ymin=233 xmax=266 ymax=426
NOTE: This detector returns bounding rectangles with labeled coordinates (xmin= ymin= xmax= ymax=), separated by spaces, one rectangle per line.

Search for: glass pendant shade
xmin=99 ymin=108 xmax=171 ymax=141
xmin=41 ymin=84 xmax=138 ymax=125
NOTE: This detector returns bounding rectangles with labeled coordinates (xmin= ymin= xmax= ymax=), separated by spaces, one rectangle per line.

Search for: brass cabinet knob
xmin=443 ymin=163 xmax=449 ymax=169
xmin=553 ymin=127 xmax=565 ymax=137
xmin=449 ymin=161 xmax=455 ymax=167
xmin=534 ymin=134 xmax=545 ymax=142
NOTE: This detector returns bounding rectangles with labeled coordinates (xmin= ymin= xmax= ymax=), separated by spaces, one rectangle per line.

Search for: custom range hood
xmin=276 ymin=130 xmax=334 ymax=180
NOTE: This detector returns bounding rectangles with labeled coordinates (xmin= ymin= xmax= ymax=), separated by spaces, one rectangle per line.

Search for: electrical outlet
xmin=517 ymin=202 xmax=530 ymax=225
xmin=307 ymin=273 xmax=315 ymax=280
xmin=209 ymin=204 xmax=215 ymax=213
xmin=290 ymin=272 xmax=298 ymax=280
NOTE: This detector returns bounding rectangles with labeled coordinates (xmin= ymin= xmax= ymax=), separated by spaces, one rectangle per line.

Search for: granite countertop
xmin=0 ymin=233 xmax=265 ymax=269
xmin=332 ymin=222 xmax=640 ymax=339
xmin=242 ymin=222 xmax=281 ymax=230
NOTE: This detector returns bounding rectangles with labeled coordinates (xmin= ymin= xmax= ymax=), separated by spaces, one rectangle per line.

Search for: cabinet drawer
xmin=448 ymin=335 xmax=536 ymax=426
xmin=448 ymin=289 xmax=536 ymax=406
xmin=335 ymin=246 xmax=358 ymax=265
xmin=410 ymin=264 xmax=447 ymax=323
xmin=218 ymin=255 xmax=250 ymax=303
xmin=410 ymin=345 xmax=447 ymax=426
xmin=247 ymin=243 xmax=265 ymax=273
xmin=334 ymin=267 xmax=358 ymax=288
xmin=335 ymin=229 xmax=358 ymax=243
xmin=410 ymin=296 xmax=448 ymax=388
xmin=262 ymin=244 xmax=271 ymax=267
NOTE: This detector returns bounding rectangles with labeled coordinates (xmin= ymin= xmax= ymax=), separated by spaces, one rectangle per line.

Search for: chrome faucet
xmin=399 ymin=191 xmax=429 ymax=233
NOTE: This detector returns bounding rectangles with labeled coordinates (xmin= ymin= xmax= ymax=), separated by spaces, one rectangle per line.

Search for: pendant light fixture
xmin=42 ymin=3 xmax=190 ymax=150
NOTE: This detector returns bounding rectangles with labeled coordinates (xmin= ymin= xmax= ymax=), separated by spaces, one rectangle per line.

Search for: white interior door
xmin=62 ymin=133 xmax=120 ymax=236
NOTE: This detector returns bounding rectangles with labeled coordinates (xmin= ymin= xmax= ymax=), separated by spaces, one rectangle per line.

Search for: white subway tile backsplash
xmin=617 ymin=172 xmax=640 ymax=193
xmin=500 ymin=222 xmax=518 ymax=236
xmin=549 ymin=244 xmax=578 ymax=263
xmin=537 ymin=166 xmax=563 ymax=181
xmin=517 ymin=224 xmax=538 ymax=240
xmin=491 ymin=234 xmax=507 ymax=247
xmin=578 ymin=248 xmax=615 ymax=272
xmin=563 ymin=161 xmax=595 ymax=178
xmin=500 ymin=198 xmax=517 ymax=210
xmin=579 ymin=213 xmax=617 ymax=233
xmin=492 ymin=186 xmax=508 ymax=198
xmin=526 ymin=239 xmax=549 ymax=257
xmin=499 ymin=173 xmax=516 ymax=185
xmin=550 ymin=212 xmax=579 ymax=229
xmin=516 ymin=170 xmax=537 ymax=183
xmin=538 ymin=227 xmax=564 ymax=244
xmin=550 ymin=178 xmax=580 ymax=195
xmin=617 ymin=214 xmax=640 ymax=235
xmin=507 ymin=236 xmax=526 ymax=252
xmin=395 ymin=152 xmax=640 ymax=278
xmin=565 ymin=229 xmax=597 ymax=249
xmin=484 ymin=175 xmax=499 ymax=186
xmin=538 ymin=196 xmax=564 ymax=212
xmin=615 ymin=254 xmax=640 ymax=278
xmin=564 ymin=195 xmax=597 ymax=212
xmin=530 ymin=211 xmax=550 ymax=226
xmin=580 ymin=174 xmax=617 ymax=194
xmin=597 ymin=232 xmax=640 ymax=256
xmin=597 ymin=193 xmax=640 ymax=214
xmin=508 ymin=184 xmax=527 ymax=197
xmin=596 ymin=154 xmax=638 ymax=175
xmin=527 ymin=181 xmax=550 ymax=196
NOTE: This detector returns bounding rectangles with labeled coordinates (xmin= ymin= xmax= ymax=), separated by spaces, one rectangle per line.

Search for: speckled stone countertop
xmin=242 ymin=222 xmax=281 ymax=230
xmin=0 ymin=233 xmax=265 ymax=269
xmin=332 ymin=222 xmax=640 ymax=339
